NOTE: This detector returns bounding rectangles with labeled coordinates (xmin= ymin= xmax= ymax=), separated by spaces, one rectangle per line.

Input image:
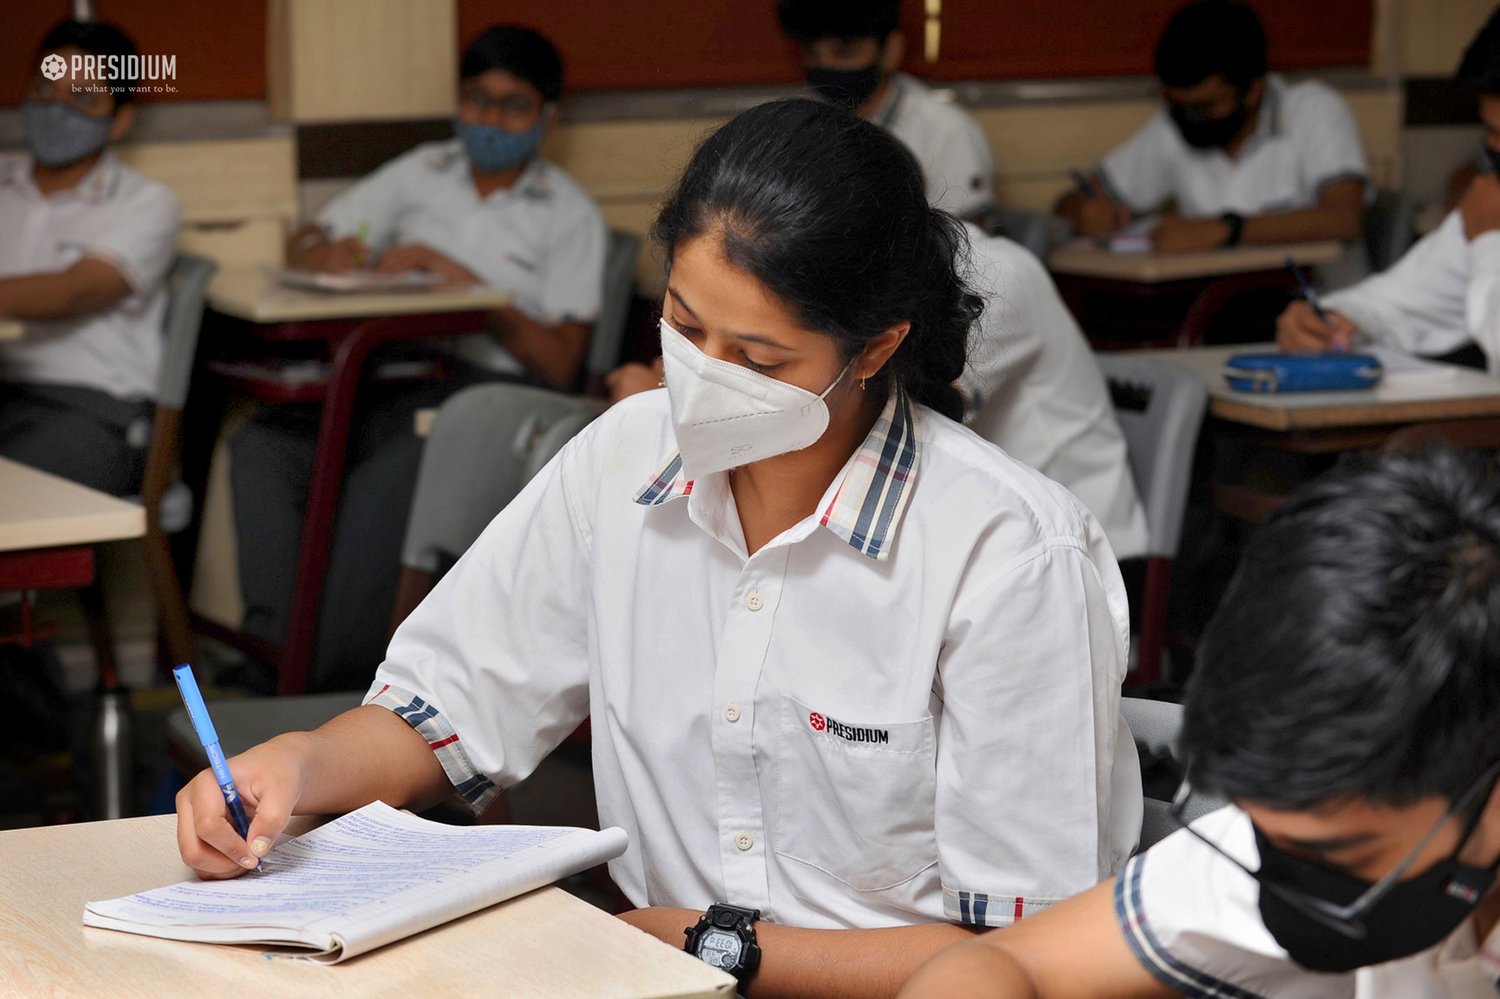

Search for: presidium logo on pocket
xmin=807 ymin=711 xmax=890 ymax=744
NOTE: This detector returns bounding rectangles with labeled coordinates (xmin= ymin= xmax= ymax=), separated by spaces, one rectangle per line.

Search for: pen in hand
xmin=172 ymin=664 xmax=253 ymax=846
xmin=1068 ymin=169 xmax=1098 ymax=199
xmin=1285 ymin=256 xmax=1342 ymax=352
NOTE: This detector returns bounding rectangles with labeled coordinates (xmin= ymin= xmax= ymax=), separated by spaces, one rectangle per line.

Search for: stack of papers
xmin=262 ymin=265 xmax=447 ymax=294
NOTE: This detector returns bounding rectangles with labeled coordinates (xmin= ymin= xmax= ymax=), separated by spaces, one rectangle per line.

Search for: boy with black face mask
xmin=900 ymin=445 xmax=1500 ymax=999
xmin=775 ymin=0 xmax=995 ymax=219
xmin=0 ymin=19 xmax=181 ymax=495
xmin=1056 ymin=0 xmax=1368 ymax=261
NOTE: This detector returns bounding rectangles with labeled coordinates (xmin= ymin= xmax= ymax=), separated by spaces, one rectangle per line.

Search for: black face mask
xmin=1482 ymin=143 xmax=1500 ymax=176
xmin=1169 ymin=102 xmax=1250 ymax=150
xmin=805 ymin=62 xmax=882 ymax=111
xmin=1254 ymin=824 xmax=1500 ymax=974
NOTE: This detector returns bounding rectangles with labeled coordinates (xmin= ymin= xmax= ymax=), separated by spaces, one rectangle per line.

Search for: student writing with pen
xmin=1278 ymin=9 xmax=1500 ymax=371
xmin=1054 ymin=1 xmax=1367 ymax=261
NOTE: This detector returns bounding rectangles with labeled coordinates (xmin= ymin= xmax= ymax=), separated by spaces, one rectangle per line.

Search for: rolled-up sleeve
xmin=935 ymin=537 xmax=1137 ymax=926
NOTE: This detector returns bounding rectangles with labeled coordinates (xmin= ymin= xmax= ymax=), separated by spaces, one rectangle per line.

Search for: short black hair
xmin=1183 ymin=447 xmax=1500 ymax=812
xmin=776 ymin=0 xmax=900 ymax=45
xmin=1153 ymin=0 xmax=1267 ymax=92
xmin=459 ymin=25 xmax=563 ymax=104
xmin=1457 ymin=7 xmax=1500 ymax=96
xmin=36 ymin=19 xmax=138 ymax=109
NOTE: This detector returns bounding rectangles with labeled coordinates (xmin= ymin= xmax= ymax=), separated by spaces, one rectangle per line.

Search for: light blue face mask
xmin=22 ymin=100 xmax=113 ymax=168
xmin=454 ymin=117 xmax=546 ymax=174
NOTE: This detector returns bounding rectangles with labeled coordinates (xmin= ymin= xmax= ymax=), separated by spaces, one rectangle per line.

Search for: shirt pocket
xmin=771 ymin=694 xmax=938 ymax=892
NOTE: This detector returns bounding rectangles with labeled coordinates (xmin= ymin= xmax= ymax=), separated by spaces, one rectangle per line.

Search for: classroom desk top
xmin=0 ymin=814 xmax=736 ymax=999
xmin=1048 ymin=239 xmax=1343 ymax=283
xmin=0 ymin=457 xmax=146 ymax=552
xmin=205 ymin=265 xmax=512 ymax=324
xmin=1132 ymin=345 xmax=1500 ymax=432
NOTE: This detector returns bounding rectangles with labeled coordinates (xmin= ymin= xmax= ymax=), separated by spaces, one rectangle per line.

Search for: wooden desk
xmin=1049 ymin=241 xmax=1345 ymax=351
xmin=1132 ymin=345 xmax=1500 ymax=522
xmin=195 ymin=267 xmax=513 ymax=696
xmin=206 ymin=266 xmax=514 ymax=324
xmin=1048 ymin=240 xmax=1343 ymax=283
xmin=0 ymin=814 xmax=735 ymax=998
xmin=0 ymin=456 xmax=145 ymax=598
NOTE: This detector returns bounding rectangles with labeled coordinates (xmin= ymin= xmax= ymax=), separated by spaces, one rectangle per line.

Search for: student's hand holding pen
xmin=297 ymin=235 xmax=372 ymax=274
xmin=1063 ymin=170 xmax=1131 ymax=237
xmin=1275 ymin=299 xmax=1358 ymax=354
xmin=175 ymin=736 xmax=310 ymax=880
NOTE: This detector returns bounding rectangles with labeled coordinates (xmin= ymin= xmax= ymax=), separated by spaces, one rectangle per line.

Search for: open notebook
xmin=84 ymin=801 xmax=628 ymax=963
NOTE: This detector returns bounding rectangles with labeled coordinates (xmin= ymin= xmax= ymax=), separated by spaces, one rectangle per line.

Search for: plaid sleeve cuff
xmin=364 ymin=682 xmax=502 ymax=815
xmin=942 ymin=885 xmax=1062 ymax=927
xmin=1114 ymin=854 xmax=1267 ymax=998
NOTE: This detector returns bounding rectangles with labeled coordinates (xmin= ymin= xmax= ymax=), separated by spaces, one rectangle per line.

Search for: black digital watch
xmin=684 ymin=902 xmax=762 ymax=983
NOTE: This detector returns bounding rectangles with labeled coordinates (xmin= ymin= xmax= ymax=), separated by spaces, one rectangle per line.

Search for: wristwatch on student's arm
xmin=684 ymin=903 xmax=761 ymax=984
xmin=1220 ymin=211 xmax=1245 ymax=247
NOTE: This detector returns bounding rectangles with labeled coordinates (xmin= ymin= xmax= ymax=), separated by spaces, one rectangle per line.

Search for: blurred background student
xmin=0 ymin=19 xmax=180 ymax=496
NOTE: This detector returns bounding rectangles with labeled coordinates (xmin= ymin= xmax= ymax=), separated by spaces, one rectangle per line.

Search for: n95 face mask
xmin=659 ymin=318 xmax=851 ymax=480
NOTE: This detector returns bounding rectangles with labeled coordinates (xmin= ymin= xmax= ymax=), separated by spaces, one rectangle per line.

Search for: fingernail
xmin=251 ymin=837 xmax=271 ymax=857
xmin=239 ymin=855 xmax=258 ymax=869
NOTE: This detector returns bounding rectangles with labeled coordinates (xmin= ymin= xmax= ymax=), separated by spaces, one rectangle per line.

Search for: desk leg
xmin=276 ymin=314 xmax=487 ymax=696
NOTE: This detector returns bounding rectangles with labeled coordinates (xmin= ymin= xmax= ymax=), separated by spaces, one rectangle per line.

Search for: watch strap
xmin=1220 ymin=211 xmax=1245 ymax=247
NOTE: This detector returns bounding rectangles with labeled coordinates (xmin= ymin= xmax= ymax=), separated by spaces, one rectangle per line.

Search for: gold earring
xmin=859 ymin=374 xmax=867 ymax=392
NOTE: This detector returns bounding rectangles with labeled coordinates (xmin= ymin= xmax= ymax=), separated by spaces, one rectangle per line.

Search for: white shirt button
xmin=746 ymin=590 xmax=764 ymax=611
xmin=724 ymin=704 xmax=741 ymax=723
xmin=735 ymin=832 xmax=753 ymax=851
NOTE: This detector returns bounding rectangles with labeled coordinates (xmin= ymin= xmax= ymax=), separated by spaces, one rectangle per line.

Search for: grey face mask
xmin=22 ymin=100 xmax=113 ymax=167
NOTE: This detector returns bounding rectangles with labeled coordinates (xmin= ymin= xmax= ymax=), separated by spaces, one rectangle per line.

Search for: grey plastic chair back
xmin=1094 ymin=354 xmax=1208 ymax=561
xmin=983 ymin=207 xmax=1075 ymax=260
xmin=587 ymin=229 xmax=642 ymax=381
xmin=401 ymin=383 xmax=605 ymax=574
xmin=159 ymin=254 xmax=218 ymax=410
xmin=1121 ymin=696 xmax=1230 ymax=851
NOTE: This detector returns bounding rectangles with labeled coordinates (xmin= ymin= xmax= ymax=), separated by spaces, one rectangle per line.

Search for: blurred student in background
xmin=0 ymin=20 xmax=180 ymax=495
xmin=776 ymin=0 xmax=995 ymax=219
xmin=230 ymin=25 xmax=605 ymax=692
xmin=1057 ymin=0 xmax=1367 ymax=262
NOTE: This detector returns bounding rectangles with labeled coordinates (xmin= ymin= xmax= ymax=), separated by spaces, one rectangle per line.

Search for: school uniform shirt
xmin=1118 ymin=806 xmax=1500 ymax=998
xmin=368 ymin=387 xmax=1142 ymax=930
xmin=318 ymin=140 xmax=606 ymax=377
xmin=0 ymin=153 xmax=181 ymax=400
xmin=1323 ymin=209 xmax=1500 ymax=369
xmin=959 ymin=229 xmax=1149 ymax=560
xmin=873 ymin=73 xmax=996 ymax=217
xmin=1099 ymin=74 xmax=1369 ymax=221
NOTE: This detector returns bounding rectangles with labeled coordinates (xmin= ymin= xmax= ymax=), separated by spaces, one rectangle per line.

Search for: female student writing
xmin=177 ymin=99 xmax=1139 ymax=999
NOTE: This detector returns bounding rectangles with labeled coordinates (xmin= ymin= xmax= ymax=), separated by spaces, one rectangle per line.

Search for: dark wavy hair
xmin=651 ymin=98 xmax=981 ymax=420
xmin=1458 ymin=7 xmax=1500 ymax=96
xmin=1184 ymin=447 xmax=1500 ymax=810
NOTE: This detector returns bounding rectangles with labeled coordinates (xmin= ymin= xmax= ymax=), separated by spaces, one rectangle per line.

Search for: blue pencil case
xmin=1223 ymin=352 xmax=1383 ymax=393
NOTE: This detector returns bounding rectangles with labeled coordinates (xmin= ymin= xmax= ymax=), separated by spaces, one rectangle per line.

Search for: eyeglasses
xmin=1169 ymin=755 xmax=1500 ymax=940
xmin=458 ymin=88 xmax=546 ymax=122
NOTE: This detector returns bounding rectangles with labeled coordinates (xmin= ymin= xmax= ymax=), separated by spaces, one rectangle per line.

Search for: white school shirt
xmin=368 ymin=388 xmax=1141 ymax=929
xmin=1099 ymin=74 xmax=1369 ymax=221
xmin=0 ymin=153 xmax=180 ymax=400
xmin=959 ymin=229 xmax=1149 ymax=560
xmin=1323 ymin=209 xmax=1500 ymax=369
xmin=873 ymin=73 xmax=996 ymax=217
xmin=318 ymin=140 xmax=606 ymax=376
xmin=1118 ymin=806 xmax=1500 ymax=998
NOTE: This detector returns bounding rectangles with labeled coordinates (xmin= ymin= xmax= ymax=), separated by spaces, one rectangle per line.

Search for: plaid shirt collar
xmin=634 ymin=388 xmax=922 ymax=561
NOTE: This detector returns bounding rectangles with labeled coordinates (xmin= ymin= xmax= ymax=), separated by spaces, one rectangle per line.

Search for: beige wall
xmin=1374 ymin=0 xmax=1497 ymax=77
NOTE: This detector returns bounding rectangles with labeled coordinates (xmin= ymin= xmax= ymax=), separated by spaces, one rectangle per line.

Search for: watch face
xmin=699 ymin=929 xmax=742 ymax=969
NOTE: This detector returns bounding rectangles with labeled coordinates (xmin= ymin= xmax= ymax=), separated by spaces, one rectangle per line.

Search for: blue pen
xmin=1285 ymin=256 xmax=1343 ymax=352
xmin=172 ymin=663 xmax=252 ymax=842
